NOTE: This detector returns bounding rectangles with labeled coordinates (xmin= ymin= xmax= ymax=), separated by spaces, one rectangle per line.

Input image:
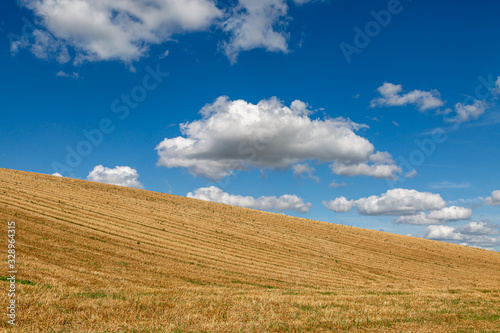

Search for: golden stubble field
xmin=0 ymin=167 xmax=499 ymax=332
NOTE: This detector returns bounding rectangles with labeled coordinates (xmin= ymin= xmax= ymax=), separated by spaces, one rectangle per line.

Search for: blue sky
xmin=1 ymin=0 xmax=500 ymax=250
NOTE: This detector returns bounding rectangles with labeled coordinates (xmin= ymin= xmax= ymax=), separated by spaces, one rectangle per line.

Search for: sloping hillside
xmin=0 ymin=168 xmax=499 ymax=332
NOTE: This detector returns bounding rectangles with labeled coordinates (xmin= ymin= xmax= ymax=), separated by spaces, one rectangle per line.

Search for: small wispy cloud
xmin=56 ymin=71 xmax=79 ymax=79
xmin=367 ymin=116 xmax=381 ymax=122
xmin=467 ymin=112 xmax=500 ymax=128
xmin=370 ymin=82 xmax=445 ymax=111
xmin=445 ymin=100 xmax=489 ymax=123
xmin=329 ymin=180 xmax=350 ymax=188
xmin=158 ymin=49 xmax=170 ymax=59
xmin=448 ymin=197 xmax=484 ymax=205
xmin=292 ymin=163 xmax=320 ymax=183
xmin=405 ymin=169 xmax=417 ymax=179
xmin=428 ymin=181 xmax=471 ymax=189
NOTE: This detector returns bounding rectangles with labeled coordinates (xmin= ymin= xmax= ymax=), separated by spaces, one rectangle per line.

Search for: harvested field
xmin=0 ymin=168 xmax=499 ymax=332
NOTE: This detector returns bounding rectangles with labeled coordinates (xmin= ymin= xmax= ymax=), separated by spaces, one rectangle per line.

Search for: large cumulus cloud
xmin=156 ymin=96 xmax=400 ymax=180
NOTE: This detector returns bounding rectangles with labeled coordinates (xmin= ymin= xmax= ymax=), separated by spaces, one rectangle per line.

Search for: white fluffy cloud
xmin=322 ymin=196 xmax=355 ymax=213
xmin=370 ymin=82 xmax=489 ymax=122
xmin=427 ymin=206 xmax=472 ymax=220
xmin=221 ymin=0 xmax=290 ymax=63
xmin=326 ymin=188 xmax=474 ymax=226
xmin=332 ymin=160 xmax=401 ymax=180
xmin=356 ymin=188 xmax=446 ymax=216
xmin=485 ymin=190 xmax=500 ymax=206
xmin=394 ymin=206 xmax=472 ymax=225
xmin=325 ymin=188 xmax=473 ymax=226
xmin=332 ymin=151 xmax=401 ymax=179
xmin=187 ymin=186 xmax=311 ymax=213
xmin=424 ymin=225 xmax=463 ymax=240
xmin=495 ymin=76 xmax=500 ymax=94
xmin=17 ymin=0 xmax=222 ymax=63
xmin=457 ymin=221 xmax=498 ymax=236
xmin=424 ymin=223 xmax=500 ymax=250
xmin=446 ymin=100 xmax=488 ymax=123
xmin=370 ymin=82 xmax=445 ymax=111
xmin=156 ymin=96 xmax=400 ymax=180
xmin=16 ymin=0 xmax=314 ymax=64
xmin=393 ymin=212 xmax=439 ymax=225
xmin=87 ymin=165 xmax=144 ymax=189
